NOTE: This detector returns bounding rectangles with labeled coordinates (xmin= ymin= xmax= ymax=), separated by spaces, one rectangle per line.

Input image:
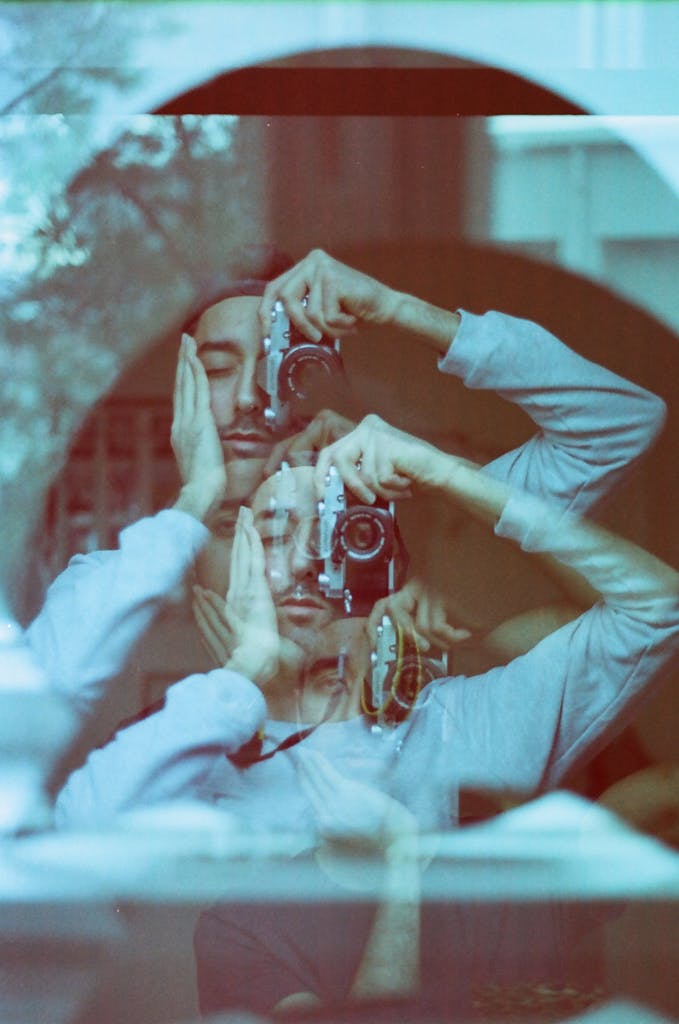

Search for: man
xmin=183 ymin=246 xmax=294 ymax=505
xmin=26 ymin=249 xmax=299 ymax=718
xmin=42 ymin=249 xmax=676 ymax=1013
xmin=52 ymin=410 xmax=679 ymax=1016
xmin=52 ymin=400 xmax=679 ymax=830
xmin=27 ymin=248 xmax=666 ymax=726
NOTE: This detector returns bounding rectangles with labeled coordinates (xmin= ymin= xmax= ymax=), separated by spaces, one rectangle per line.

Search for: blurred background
xmin=2 ymin=2 xmax=677 ymax=759
xmin=1 ymin=3 xmax=679 ymax=1022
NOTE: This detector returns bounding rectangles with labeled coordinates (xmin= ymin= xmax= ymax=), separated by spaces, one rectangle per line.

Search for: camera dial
xmin=336 ymin=507 xmax=393 ymax=563
xmin=259 ymin=301 xmax=342 ymax=427
xmin=317 ymin=467 xmax=396 ymax=616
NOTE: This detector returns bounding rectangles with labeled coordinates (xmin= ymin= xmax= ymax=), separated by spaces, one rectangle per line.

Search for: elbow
xmin=606 ymin=389 xmax=667 ymax=476
xmin=636 ymin=390 xmax=667 ymax=454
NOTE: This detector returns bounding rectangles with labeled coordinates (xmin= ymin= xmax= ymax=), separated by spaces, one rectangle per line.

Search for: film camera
xmin=316 ymin=465 xmax=396 ymax=617
xmin=314 ymin=465 xmax=449 ymax=724
xmin=257 ymin=299 xmax=343 ymax=428
xmin=366 ymin=615 xmax=448 ymax=728
xmin=267 ymin=459 xmax=447 ymax=728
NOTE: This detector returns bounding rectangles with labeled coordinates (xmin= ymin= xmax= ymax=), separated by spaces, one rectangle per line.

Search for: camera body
xmin=367 ymin=616 xmax=448 ymax=727
xmin=317 ymin=466 xmax=396 ymax=616
xmin=258 ymin=300 xmax=343 ymax=429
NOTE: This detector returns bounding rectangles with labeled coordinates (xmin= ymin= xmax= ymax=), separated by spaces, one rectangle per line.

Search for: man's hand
xmin=294 ymin=748 xmax=417 ymax=850
xmin=258 ymin=249 xmax=401 ymax=344
xmin=262 ymin=408 xmax=356 ymax=477
xmin=367 ymin=577 xmax=473 ymax=655
xmin=193 ymin=506 xmax=279 ymax=686
xmin=259 ymin=248 xmax=460 ymax=356
xmin=172 ymin=334 xmax=227 ymax=521
xmin=314 ymin=413 xmax=450 ymax=505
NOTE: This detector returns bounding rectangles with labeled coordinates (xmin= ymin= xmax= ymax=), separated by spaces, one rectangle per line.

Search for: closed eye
xmin=211 ymin=517 xmax=237 ymax=539
xmin=204 ymin=365 xmax=238 ymax=379
xmin=260 ymin=532 xmax=293 ymax=547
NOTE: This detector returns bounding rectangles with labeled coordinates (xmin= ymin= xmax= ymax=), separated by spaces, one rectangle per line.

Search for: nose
xmin=290 ymin=546 xmax=317 ymax=583
xmin=236 ymin=361 xmax=265 ymax=414
xmin=268 ymin=540 xmax=316 ymax=595
xmin=289 ymin=519 xmax=319 ymax=583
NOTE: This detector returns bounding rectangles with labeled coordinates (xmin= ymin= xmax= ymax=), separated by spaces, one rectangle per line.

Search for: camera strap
xmin=228 ymin=683 xmax=345 ymax=768
xmin=361 ymin=620 xmax=425 ymax=726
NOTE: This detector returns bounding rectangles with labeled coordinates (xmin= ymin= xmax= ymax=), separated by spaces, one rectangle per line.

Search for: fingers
xmin=171 ymin=335 xmax=193 ymax=442
xmin=180 ymin=333 xmax=197 ymax=409
xmin=366 ymin=597 xmax=393 ymax=641
xmin=226 ymin=506 xmax=259 ymax=605
xmin=331 ymin=442 xmax=376 ymax=504
xmin=259 ymin=250 xmax=364 ymax=344
xmin=314 ymin=423 xmax=413 ymax=506
xmin=380 ymin=598 xmax=432 ymax=654
xmin=292 ymin=751 xmax=340 ymax=827
xmin=262 ymin=436 xmax=294 ymax=479
xmin=172 ymin=336 xmax=185 ymax=421
xmin=186 ymin=335 xmax=211 ymax=413
xmin=263 ymin=410 xmax=357 ymax=478
xmin=366 ymin=580 xmax=473 ymax=656
xmin=225 ymin=508 xmax=248 ymax=605
xmin=245 ymin=512 xmax=269 ymax=594
xmin=178 ymin=333 xmax=213 ymax=424
xmin=260 ymin=272 xmax=323 ymax=343
xmin=413 ymin=590 xmax=472 ymax=650
xmin=318 ymin=274 xmax=357 ymax=333
xmin=172 ymin=332 xmax=226 ymax=507
xmin=193 ymin=586 xmax=233 ymax=666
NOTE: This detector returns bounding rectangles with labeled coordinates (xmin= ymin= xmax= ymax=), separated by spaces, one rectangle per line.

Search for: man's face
xmin=251 ymin=466 xmax=343 ymax=652
xmin=194 ymin=295 xmax=272 ymax=481
xmin=295 ymin=618 xmax=369 ymax=724
xmin=194 ymin=500 xmax=239 ymax=597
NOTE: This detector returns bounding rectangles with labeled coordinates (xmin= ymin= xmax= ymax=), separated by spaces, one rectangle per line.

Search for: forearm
xmin=173 ymin=480 xmax=224 ymax=523
xmin=440 ymin=310 xmax=666 ymax=514
xmin=27 ymin=510 xmax=208 ymax=717
xmin=388 ymin=290 xmax=461 ymax=356
xmin=482 ymin=602 xmax=584 ymax=662
xmin=419 ymin=448 xmax=510 ymax=528
xmin=499 ymin=489 xmax=679 ymax=619
xmin=350 ymin=839 xmax=421 ymax=1000
xmin=54 ymin=669 xmax=265 ymax=827
xmin=423 ymin=449 xmax=679 ymax=617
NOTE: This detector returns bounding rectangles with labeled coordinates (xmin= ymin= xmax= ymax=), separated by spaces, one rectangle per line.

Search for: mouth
xmin=219 ymin=431 xmax=273 ymax=457
xmin=278 ymin=590 xmax=331 ymax=621
xmin=280 ymin=596 xmax=327 ymax=611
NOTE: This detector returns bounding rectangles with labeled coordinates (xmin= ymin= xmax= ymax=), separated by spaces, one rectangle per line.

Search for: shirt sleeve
xmin=439 ymin=310 xmax=666 ymax=514
xmin=54 ymin=669 xmax=266 ymax=828
xmin=26 ymin=509 xmax=209 ymax=719
xmin=438 ymin=492 xmax=679 ymax=794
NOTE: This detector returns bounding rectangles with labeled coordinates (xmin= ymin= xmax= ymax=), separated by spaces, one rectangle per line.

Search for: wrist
xmin=391 ymin=291 xmax=461 ymax=355
xmin=173 ymin=478 xmax=225 ymax=523
xmin=226 ymin=646 xmax=277 ymax=686
xmin=406 ymin=442 xmax=456 ymax=493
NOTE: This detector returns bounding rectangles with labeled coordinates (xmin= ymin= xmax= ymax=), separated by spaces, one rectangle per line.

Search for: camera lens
xmin=344 ymin=516 xmax=381 ymax=555
xmin=337 ymin=508 xmax=390 ymax=562
xmin=279 ymin=344 xmax=343 ymax=401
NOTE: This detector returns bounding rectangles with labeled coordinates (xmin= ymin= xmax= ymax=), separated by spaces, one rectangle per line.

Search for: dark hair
xmin=182 ymin=244 xmax=294 ymax=335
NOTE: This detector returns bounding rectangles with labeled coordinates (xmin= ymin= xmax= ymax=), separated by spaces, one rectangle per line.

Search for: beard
xmin=273 ymin=582 xmax=340 ymax=653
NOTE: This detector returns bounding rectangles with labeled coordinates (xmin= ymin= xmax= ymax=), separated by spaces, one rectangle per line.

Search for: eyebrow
xmin=304 ymin=657 xmax=349 ymax=681
xmin=210 ymin=505 xmax=239 ymax=522
xmin=197 ymin=340 xmax=244 ymax=357
xmin=254 ymin=507 xmax=300 ymax=525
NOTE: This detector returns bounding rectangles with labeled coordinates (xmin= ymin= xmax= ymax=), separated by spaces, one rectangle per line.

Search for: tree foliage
xmin=0 ymin=3 xmax=149 ymax=116
xmin=1 ymin=106 xmax=266 ymax=609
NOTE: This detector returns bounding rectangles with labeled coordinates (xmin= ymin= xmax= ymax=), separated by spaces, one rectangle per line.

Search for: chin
xmin=277 ymin=612 xmax=335 ymax=653
xmin=223 ymin=456 xmax=268 ymax=501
